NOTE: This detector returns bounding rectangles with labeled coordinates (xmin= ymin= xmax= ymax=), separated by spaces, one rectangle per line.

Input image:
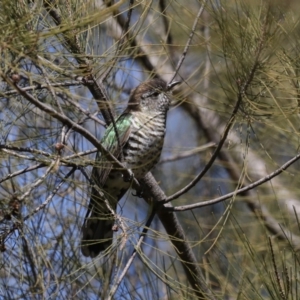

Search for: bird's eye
xmin=151 ymin=91 xmax=159 ymax=97
xmin=142 ymin=90 xmax=160 ymax=99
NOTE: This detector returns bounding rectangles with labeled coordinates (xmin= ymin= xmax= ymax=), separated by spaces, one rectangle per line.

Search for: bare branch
xmin=0 ymin=144 xmax=52 ymax=157
xmin=165 ymin=152 xmax=300 ymax=210
xmin=159 ymin=142 xmax=215 ymax=164
xmin=0 ymin=163 xmax=45 ymax=184
xmin=159 ymin=0 xmax=173 ymax=48
xmin=17 ymin=159 xmax=57 ymax=203
xmin=107 ymin=210 xmax=156 ymax=300
xmin=141 ymin=173 xmax=215 ymax=300
xmin=102 ymin=0 xmax=135 ymax=80
xmin=61 ymin=96 xmax=106 ymax=127
xmin=169 ymin=0 xmax=208 ymax=84
xmin=23 ymin=167 xmax=76 ymax=222
xmin=1 ymin=80 xmax=86 ymax=98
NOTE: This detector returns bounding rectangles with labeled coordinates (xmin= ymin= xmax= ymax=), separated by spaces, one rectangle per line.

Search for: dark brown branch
xmin=141 ymin=173 xmax=215 ymax=300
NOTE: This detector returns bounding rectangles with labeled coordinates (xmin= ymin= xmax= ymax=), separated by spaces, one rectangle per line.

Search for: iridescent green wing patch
xmin=91 ymin=113 xmax=132 ymax=186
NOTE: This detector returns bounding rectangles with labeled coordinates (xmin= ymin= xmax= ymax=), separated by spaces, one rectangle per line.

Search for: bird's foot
xmin=123 ymin=169 xmax=134 ymax=182
xmin=132 ymin=186 xmax=144 ymax=198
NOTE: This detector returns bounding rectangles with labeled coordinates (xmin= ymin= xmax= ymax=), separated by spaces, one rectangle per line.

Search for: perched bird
xmin=81 ymin=78 xmax=180 ymax=258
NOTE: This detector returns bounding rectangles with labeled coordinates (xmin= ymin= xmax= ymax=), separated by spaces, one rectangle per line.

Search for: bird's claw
xmin=123 ymin=170 xmax=134 ymax=182
xmin=132 ymin=188 xmax=144 ymax=198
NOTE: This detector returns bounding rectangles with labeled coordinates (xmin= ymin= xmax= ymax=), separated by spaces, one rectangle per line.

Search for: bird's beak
xmin=167 ymin=81 xmax=181 ymax=91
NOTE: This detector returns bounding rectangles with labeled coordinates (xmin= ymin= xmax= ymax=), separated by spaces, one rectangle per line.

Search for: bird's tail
xmin=81 ymin=194 xmax=116 ymax=258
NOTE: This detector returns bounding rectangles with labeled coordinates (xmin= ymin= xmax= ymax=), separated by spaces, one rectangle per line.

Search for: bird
xmin=81 ymin=78 xmax=180 ymax=258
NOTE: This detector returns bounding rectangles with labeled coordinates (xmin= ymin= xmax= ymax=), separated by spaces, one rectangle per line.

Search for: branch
xmin=1 ymin=80 xmax=85 ymax=98
xmin=159 ymin=0 xmax=173 ymax=49
xmin=0 ymin=145 xmax=52 ymax=157
xmin=107 ymin=210 xmax=156 ymax=300
xmin=169 ymin=0 xmax=208 ymax=83
xmin=17 ymin=160 xmax=57 ymax=203
xmin=1 ymin=148 xmax=51 ymax=163
xmin=102 ymin=0 xmax=135 ymax=80
xmin=60 ymin=96 xmax=106 ymax=127
xmin=23 ymin=167 xmax=76 ymax=222
xmin=165 ymin=152 xmax=300 ymax=211
xmin=140 ymin=173 xmax=215 ymax=300
xmin=159 ymin=142 xmax=215 ymax=164
xmin=0 ymin=163 xmax=45 ymax=184
xmin=0 ymin=168 xmax=76 ymax=250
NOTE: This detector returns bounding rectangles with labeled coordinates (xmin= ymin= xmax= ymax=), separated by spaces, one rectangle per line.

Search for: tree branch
xmin=165 ymin=152 xmax=300 ymax=211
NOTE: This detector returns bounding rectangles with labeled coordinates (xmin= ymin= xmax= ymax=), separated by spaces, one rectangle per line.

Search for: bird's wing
xmin=91 ymin=113 xmax=132 ymax=186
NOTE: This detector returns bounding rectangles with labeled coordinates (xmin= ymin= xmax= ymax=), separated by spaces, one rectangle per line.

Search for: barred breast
xmin=122 ymin=111 xmax=166 ymax=179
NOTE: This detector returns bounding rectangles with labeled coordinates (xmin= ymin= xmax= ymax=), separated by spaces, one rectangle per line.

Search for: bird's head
xmin=127 ymin=79 xmax=180 ymax=113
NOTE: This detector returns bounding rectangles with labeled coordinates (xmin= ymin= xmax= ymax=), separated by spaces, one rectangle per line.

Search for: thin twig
xmin=61 ymin=96 xmax=106 ymax=127
xmin=1 ymin=148 xmax=51 ymax=163
xmin=44 ymin=2 xmax=114 ymax=124
xmin=23 ymin=167 xmax=76 ymax=221
xmin=107 ymin=210 xmax=156 ymax=300
xmin=165 ymin=152 xmax=300 ymax=211
xmin=17 ymin=160 xmax=57 ymax=203
xmin=141 ymin=173 xmax=215 ymax=300
xmin=169 ymin=0 xmax=208 ymax=84
xmin=0 ymin=148 xmax=104 ymax=183
xmin=64 ymin=148 xmax=98 ymax=160
xmin=0 ymin=163 xmax=45 ymax=184
xmin=110 ymin=2 xmax=160 ymax=78
xmin=247 ymin=200 xmax=300 ymax=248
xmin=1 ymin=81 xmax=85 ymax=97
xmin=0 ymin=144 xmax=52 ymax=157
xmin=0 ymin=169 xmax=76 ymax=253
xmin=37 ymin=59 xmax=64 ymax=115
xmin=102 ymin=0 xmax=135 ymax=81
xmin=159 ymin=142 xmax=215 ymax=164
xmin=159 ymin=0 xmax=173 ymax=47
xmin=269 ymin=237 xmax=286 ymax=299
